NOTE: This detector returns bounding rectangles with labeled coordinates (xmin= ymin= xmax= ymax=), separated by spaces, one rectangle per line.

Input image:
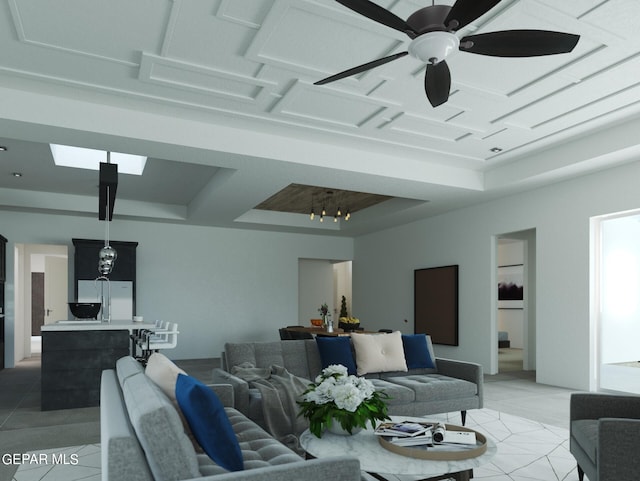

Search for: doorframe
xmin=493 ymin=229 xmax=537 ymax=375
xmin=14 ymin=243 xmax=68 ymax=362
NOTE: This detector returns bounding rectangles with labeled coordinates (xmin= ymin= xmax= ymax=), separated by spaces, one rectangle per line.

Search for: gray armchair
xmin=570 ymin=392 xmax=640 ymax=481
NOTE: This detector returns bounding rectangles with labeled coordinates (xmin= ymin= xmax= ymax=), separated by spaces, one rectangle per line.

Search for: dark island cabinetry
xmin=41 ymin=329 xmax=129 ymax=410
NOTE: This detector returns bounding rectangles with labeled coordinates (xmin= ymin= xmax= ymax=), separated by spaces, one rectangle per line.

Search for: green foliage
xmin=297 ymin=365 xmax=390 ymax=438
xmin=298 ymin=390 xmax=390 ymax=437
xmin=339 ymin=295 xmax=348 ymax=318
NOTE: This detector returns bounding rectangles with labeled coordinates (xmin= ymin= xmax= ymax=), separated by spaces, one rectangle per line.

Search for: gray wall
xmin=353 ymin=158 xmax=640 ymax=391
xmin=1 ymin=210 xmax=353 ymax=366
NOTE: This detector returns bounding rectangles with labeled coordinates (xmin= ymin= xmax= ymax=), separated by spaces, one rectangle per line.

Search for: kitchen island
xmin=40 ymin=320 xmax=154 ymax=410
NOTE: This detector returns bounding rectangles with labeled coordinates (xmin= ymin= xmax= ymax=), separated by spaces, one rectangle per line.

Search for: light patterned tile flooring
xmin=13 ymin=409 xmax=577 ymax=481
xmin=11 ymin=444 xmax=100 ymax=481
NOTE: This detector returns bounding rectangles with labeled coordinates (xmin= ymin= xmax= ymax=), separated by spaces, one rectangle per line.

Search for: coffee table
xmin=300 ymin=416 xmax=496 ymax=481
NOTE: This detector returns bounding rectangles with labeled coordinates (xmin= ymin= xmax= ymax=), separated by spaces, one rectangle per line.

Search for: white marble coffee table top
xmin=300 ymin=416 xmax=496 ymax=478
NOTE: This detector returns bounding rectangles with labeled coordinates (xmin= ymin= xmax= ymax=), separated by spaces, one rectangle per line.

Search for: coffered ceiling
xmin=0 ymin=0 xmax=639 ymax=236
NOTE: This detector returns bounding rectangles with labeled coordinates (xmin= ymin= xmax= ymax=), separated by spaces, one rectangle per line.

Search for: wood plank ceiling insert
xmin=255 ymin=183 xmax=392 ymax=215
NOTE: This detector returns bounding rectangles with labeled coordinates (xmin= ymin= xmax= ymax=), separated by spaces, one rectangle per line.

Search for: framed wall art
xmin=414 ymin=265 xmax=459 ymax=346
xmin=498 ymin=264 xmax=524 ymax=309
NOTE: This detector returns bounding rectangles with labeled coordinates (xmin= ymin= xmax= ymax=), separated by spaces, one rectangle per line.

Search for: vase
xmin=327 ymin=419 xmax=362 ymax=436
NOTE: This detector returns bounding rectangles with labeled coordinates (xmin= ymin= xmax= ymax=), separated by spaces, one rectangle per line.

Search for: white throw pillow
xmin=145 ymin=352 xmax=186 ymax=401
xmin=351 ymin=331 xmax=408 ymax=376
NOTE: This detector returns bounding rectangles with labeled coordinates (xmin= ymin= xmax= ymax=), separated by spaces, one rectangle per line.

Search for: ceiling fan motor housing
xmin=406 ymin=5 xmax=459 ymax=64
xmin=409 ymin=32 xmax=460 ymax=64
xmin=406 ymin=5 xmax=452 ymax=34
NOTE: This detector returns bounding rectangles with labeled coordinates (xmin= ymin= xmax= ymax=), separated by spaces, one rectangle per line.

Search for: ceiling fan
xmin=314 ymin=0 xmax=580 ymax=107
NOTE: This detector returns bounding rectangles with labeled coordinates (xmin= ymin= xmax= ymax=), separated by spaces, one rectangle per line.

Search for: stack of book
xmin=374 ymin=421 xmax=477 ymax=448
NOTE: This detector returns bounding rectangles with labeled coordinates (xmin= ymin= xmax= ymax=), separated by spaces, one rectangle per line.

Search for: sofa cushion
xmin=225 ymin=340 xmax=318 ymax=380
xmin=367 ymin=378 xmax=416 ymax=404
xmin=116 ymin=356 xmax=144 ymax=387
xmin=175 ymin=373 xmax=244 ymax=472
xmin=121 ymin=370 xmax=201 ymax=481
xmin=315 ymin=336 xmax=357 ymax=375
xmin=351 ymin=331 xmax=407 ymax=376
xmin=402 ymin=334 xmax=436 ymax=371
xmin=100 ymin=370 xmax=153 ymax=481
xmin=571 ymin=419 xmax=598 ymax=464
xmin=381 ymin=374 xmax=476 ymax=402
xmin=145 ymin=352 xmax=186 ymax=401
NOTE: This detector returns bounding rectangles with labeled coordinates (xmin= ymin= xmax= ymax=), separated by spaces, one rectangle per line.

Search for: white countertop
xmin=41 ymin=319 xmax=155 ymax=331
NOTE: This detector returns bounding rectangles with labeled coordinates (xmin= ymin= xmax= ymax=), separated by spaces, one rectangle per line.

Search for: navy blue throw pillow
xmin=402 ymin=334 xmax=436 ymax=370
xmin=175 ymin=373 xmax=244 ymax=472
xmin=315 ymin=336 xmax=357 ymax=375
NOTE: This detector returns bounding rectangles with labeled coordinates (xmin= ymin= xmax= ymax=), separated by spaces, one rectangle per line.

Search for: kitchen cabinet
xmin=72 ymin=238 xmax=138 ymax=315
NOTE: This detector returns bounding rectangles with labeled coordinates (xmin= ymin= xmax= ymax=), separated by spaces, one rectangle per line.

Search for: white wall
xmin=2 ymin=210 xmax=352 ymax=366
xmin=298 ymin=259 xmax=335 ymax=325
xmin=353 ymin=159 xmax=640 ymax=390
xmin=334 ymin=261 xmax=352 ymax=318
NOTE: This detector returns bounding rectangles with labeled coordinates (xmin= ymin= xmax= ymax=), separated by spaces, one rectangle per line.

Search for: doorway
xmin=591 ymin=211 xmax=640 ymax=394
xmin=298 ymin=259 xmax=352 ymax=326
xmin=495 ymin=230 xmax=536 ymax=374
xmin=14 ymin=244 xmax=68 ymax=360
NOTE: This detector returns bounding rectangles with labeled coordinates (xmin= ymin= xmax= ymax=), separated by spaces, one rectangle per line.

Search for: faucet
xmin=95 ymin=276 xmax=111 ymax=323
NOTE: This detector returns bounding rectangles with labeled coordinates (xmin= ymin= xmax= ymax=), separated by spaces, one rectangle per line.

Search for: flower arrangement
xmin=318 ymin=303 xmax=329 ymax=319
xmin=298 ymin=364 xmax=389 ymax=437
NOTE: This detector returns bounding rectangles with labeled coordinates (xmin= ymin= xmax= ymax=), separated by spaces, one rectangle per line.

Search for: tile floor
xmin=1 ymin=352 xmax=578 ymax=480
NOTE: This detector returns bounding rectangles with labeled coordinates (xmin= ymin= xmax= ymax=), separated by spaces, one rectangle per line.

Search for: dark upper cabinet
xmin=72 ymin=238 xmax=138 ymax=282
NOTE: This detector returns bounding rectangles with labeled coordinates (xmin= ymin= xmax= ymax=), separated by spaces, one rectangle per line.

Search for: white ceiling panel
xmin=272 ymin=81 xmax=390 ymax=128
xmin=1 ymin=0 xmax=640 ymax=235
xmin=579 ymin=0 xmax=640 ymax=40
xmin=215 ymin=0 xmax=273 ymax=29
xmin=8 ymin=0 xmax=170 ymax=64
xmin=246 ymin=1 xmax=405 ymax=81
xmin=139 ymin=53 xmax=275 ymax=104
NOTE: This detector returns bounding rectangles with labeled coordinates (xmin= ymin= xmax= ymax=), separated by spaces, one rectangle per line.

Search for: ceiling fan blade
xmin=460 ymin=30 xmax=580 ymax=57
xmin=336 ymin=0 xmax=417 ymax=38
xmin=444 ymin=0 xmax=501 ymax=31
xmin=315 ymin=51 xmax=408 ymax=85
xmin=425 ymin=61 xmax=451 ymax=108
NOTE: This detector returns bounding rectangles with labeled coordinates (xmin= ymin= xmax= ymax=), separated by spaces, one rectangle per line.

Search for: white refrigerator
xmin=78 ymin=279 xmax=134 ymax=320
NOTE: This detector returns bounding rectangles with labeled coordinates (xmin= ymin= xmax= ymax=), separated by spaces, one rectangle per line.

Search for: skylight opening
xmin=50 ymin=144 xmax=147 ymax=175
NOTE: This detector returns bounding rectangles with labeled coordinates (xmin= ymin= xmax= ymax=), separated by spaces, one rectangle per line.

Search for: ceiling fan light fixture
xmin=408 ymin=31 xmax=459 ymax=64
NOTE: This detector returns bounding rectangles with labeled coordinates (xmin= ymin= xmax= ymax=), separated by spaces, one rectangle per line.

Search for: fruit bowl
xmin=339 ymin=321 xmax=360 ymax=331
xmin=310 ymin=318 xmax=324 ymax=327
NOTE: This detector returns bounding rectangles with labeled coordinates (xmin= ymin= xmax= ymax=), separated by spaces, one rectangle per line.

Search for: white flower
xmin=322 ymin=364 xmax=348 ymax=378
xmin=305 ymin=364 xmax=381 ymax=412
xmin=332 ymin=383 xmax=364 ymax=412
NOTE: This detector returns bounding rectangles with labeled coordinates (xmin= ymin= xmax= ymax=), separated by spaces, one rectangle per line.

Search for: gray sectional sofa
xmin=212 ymin=336 xmax=483 ymax=428
xmin=101 ymin=356 xmax=361 ymax=481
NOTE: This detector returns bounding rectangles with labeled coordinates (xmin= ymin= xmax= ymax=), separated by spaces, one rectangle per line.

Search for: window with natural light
xmin=50 ymin=144 xmax=147 ymax=175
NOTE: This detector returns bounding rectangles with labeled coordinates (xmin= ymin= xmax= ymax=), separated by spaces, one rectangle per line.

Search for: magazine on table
xmin=378 ymin=422 xmax=477 ymax=448
xmin=374 ymin=421 xmax=434 ymax=437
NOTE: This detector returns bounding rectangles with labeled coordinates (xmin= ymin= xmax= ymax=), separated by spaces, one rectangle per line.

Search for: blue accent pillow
xmin=175 ymin=374 xmax=244 ymax=472
xmin=402 ymin=334 xmax=436 ymax=369
xmin=315 ymin=336 xmax=357 ymax=375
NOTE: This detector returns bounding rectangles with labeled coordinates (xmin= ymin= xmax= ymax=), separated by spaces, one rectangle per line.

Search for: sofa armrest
xmin=571 ymin=393 xmax=640 ymax=421
xmin=206 ymin=383 xmax=234 ymax=408
xmin=435 ymin=358 xmax=483 ymax=407
xmin=211 ymin=368 xmax=249 ymax=415
xmin=190 ymin=457 xmax=361 ymax=481
xmin=599 ymin=418 xmax=640 ymax=479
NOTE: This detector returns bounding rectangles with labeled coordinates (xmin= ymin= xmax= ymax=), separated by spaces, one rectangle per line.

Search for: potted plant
xmin=298 ymin=364 xmax=389 ymax=437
